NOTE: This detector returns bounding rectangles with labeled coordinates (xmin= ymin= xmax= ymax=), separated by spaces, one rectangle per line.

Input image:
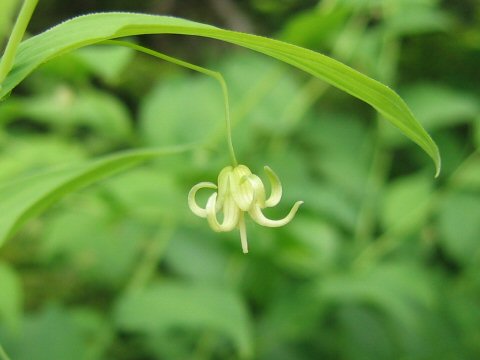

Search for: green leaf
xmin=139 ymin=76 xmax=223 ymax=146
xmin=0 ymin=87 xmax=132 ymax=140
xmin=74 ymin=44 xmax=134 ymax=83
xmin=338 ymin=305 xmax=396 ymax=360
xmin=0 ymin=262 xmax=22 ymax=331
xmin=0 ymin=137 xmax=85 ymax=182
xmin=449 ymin=152 xmax=480 ymax=191
xmin=41 ymin=207 xmax=144 ymax=285
xmin=279 ymin=7 xmax=349 ymax=48
xmin=114 ymin=282 xmax=252 ymax=358
xmin=0 ymin=146 xmax=189 ymax=247
xmin=164 ymin=228 xmax=230 ymax=283
xmin=438 ymin=191 xmax=480 ymax=264
xmin=385 ymin=6 xmax=452 ymax=35
xmin=279 ymin=216 xmax=340 ymax=275
xmin=0 ymin=12 xmax=440 ymax=174
xmin=401 ymin=83 xmax=479 ymax=130
xmin=4 ymin=305 xmax=111 ymax=360
xmin=318 ymin=263 xmax=435 ymax=330
xmin=380 ymin=173 xmax=432 ymax=231
xmin=105 ymin=169 xmax=186 ymax=222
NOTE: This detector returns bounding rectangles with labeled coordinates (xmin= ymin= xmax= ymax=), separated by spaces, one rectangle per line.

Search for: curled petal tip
xmin=263 ymin=166 xmax=282 ymax=207
xmin=291 ymin=200 xmax=304 ymax=213
xmin=249 ymin=199 xmax=303 ymax=228
xmin=188 ymin=182 xmax=217 ymax=218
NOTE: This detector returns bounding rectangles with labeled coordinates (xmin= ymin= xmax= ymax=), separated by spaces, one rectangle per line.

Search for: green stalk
xmin=0 ymin=0 xmax=39 ymax=86
xmin=125 ymin=224 xmax=175 ymax=293
xmin=101 ymin=40 xmax=238 ymax=166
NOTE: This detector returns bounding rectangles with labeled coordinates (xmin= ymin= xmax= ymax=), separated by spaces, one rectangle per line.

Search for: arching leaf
xmin=0 ymin=13 xmax=440 ymax=174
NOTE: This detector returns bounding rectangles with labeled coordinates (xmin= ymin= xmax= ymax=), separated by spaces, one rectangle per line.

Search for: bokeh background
xmin=1 ymin=0 xmax=479 ymax=359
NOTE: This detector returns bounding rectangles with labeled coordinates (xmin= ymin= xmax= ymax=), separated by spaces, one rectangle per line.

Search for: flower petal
xmin=244 ymin=174 xmax=266 ymax=208
xmin=249 ymin=200 xmax=304 ymax=227
xmin=188 ymin=182 xmax=217 ymax=218
xmin=230 ymin=165 xmax=255 ymax=211
xmin=264 ymin=166 xmax=282 ymax=207
xmin=206 ymin=193 xmax=239 ymax=232
xmin=216 ymin=166 xmax=233 ymax=210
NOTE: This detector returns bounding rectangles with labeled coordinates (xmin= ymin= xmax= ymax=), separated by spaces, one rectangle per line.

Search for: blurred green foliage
xmin=1 ymin=0 xmax=480 ymax=359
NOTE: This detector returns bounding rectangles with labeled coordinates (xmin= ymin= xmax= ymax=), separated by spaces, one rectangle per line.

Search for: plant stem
xmin=353 ymin=151 xmax=480 ymax=269
xmin=0 ymin=0 xmax=38 ymax=86
xmin=101 ymin=40 xmax=238 ymax=166
xmin=125 ymin=224 xmax=175 ymax=293
xmin=0 ymin=344 xmax=12 ymax=360
xmin=352 ymin=121 xmax=391 ymax=246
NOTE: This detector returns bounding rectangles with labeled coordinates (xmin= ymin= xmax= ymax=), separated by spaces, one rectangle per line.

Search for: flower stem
xmin=0 ymin=0 xmax=39 ymax=86
xmin=217 ymin=74 xmax=238 ymax=166
xmin=100 ymin=40 xmax=238 ymax=166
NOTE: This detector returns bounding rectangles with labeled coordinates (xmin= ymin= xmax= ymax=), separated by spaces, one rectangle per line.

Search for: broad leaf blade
xmin=0 ymin=13 xmax=440 ymax=174
xmin=114 ymin=282 xmax=252 ymax=358
xmin=0 ymin=146 xmax=188 ymax=246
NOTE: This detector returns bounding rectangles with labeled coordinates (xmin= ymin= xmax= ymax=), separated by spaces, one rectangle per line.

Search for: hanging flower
xmin=188 ymin=164 xmax=303 ymax=253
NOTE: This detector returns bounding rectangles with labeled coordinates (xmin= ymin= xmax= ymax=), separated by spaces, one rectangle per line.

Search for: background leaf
xmin=1 ymin=305 xmax=112 ymax=360
xmin=1 ymin=1 xmax=479 ymax=359
xmin=0 ymin=146 xmax=189 ymax=246
xmin=438 ymin=191 xmax=480 ymax=265
xmin=0 ymin=262 xmax=22 ymax=331
xmin=114 ymin=282 xmax=252 ymax=358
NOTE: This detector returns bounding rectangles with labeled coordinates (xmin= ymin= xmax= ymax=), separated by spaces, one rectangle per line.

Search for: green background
xmin=1 ymin=0 xmax=479 ymax=359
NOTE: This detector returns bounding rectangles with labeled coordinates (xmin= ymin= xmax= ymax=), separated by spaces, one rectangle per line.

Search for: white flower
xmin=188 ymin=164 xmax=303 ymax=253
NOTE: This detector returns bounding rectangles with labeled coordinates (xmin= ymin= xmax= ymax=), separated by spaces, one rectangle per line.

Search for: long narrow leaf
xmin=0 ymin=13 xmax=440 ymax=174
xmin=0 ymin=146 xmax=189 ymax=246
